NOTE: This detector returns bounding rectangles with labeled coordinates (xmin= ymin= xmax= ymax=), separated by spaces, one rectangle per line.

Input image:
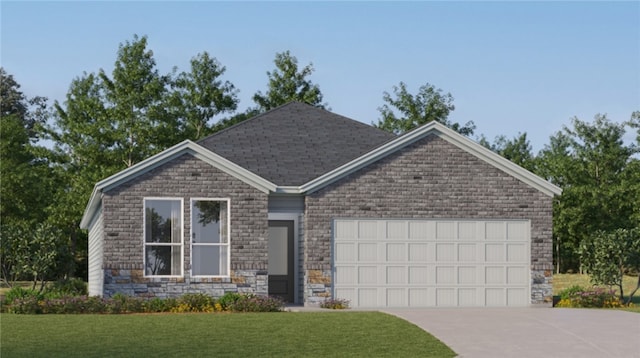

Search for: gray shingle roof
xmin=198 ymin=102 xmax=396 ymax=186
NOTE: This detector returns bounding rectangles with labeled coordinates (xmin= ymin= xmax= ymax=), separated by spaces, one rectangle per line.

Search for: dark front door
xmin=268 ymin=220 xmax=294 ymax=303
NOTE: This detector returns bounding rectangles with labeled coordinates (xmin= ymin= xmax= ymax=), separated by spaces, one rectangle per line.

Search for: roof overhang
xmin=79 ymin=140 xmax=277 ymax=229
xmin=298 ymin=121 xmax=562 ymax=197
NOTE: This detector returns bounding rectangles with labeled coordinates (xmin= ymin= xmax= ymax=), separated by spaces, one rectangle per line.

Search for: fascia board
xmin=80 ymin=140 xmax=277 ymax=229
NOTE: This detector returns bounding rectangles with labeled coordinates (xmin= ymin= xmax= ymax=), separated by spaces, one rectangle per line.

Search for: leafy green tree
xmin=479 ymin=132 xmax=536 ymax=172
xmin=45 ymin=35 xmax=182 ymax=277
xmin=0 ymin=69 xmax=64 ymax=284
xmin=171 ymin=52 xmax=238 ymax=139
xmin=579 ymin=228 xmax=640 ymax=303
xmin=537 ymin=114 xmax=639 ymax=273
xmin=253 ymin=51 xmax=325 ymax=111
xmin=0 ymin=223 xmax=70 ymax=291
xmin=99 ymin=34 xmax=175 ymax=167
xmin=375 ymin=81 xmax=475 ymax=136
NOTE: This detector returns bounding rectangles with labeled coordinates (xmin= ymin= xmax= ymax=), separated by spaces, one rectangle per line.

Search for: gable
xmin=198 ymin=102 xmax=395 ymax=186
xmin=300 ymin=121 xmax=562 ymax=197
xmin=79 ymin=140 xmax=276 ymax=229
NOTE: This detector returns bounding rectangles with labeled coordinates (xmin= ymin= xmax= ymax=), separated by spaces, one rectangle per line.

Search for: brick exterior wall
xmin=304 ymin=135 xmax=554 ymax=305
xmin=100 ymin=154 xmax=269 ymax=298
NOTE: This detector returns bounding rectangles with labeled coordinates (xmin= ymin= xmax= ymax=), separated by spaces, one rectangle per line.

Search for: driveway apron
xmin=382 ymin=307 xmax=640 ymax=358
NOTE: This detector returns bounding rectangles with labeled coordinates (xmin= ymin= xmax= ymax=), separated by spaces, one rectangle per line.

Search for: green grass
xmin=0 ymin=312 xmax=456 ymax=357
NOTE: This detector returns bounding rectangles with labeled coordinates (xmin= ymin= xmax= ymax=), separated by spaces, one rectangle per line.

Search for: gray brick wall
xmin=101 ymin=153 xmax=269 ymax=298
xmin=304 ymin=135 xmax=554 ymax=304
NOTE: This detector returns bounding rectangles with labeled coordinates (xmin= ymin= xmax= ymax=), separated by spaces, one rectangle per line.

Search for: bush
xmin=48 ymin=278 xmax=87 ymax=296
xmin=228 ymin=294 xmax=284 ymax=312
xmin=320 ymin=298 xmax=350 ymax=309
xmin=170 ymin=293 xmax=216 ymax=313
xmin=559 ymin=285 xmax=585 ymax=300
xmin=3 ymin=292 xmax=284 ymax=314
xmin=217 ymin=292 xmax=242 ymax=311
xmin=556 ymin=287 xmax=622 ymax=308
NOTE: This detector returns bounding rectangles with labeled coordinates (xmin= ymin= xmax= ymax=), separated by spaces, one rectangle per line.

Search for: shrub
xmin=320 ymin=298 xmax=350 ymax=309
xmin=3 ymin=286 xmax=44 ymax=305
xmin=559 ymin=285 xmax=585 ymax=300
xmin=217 ymin=292 xmax=242 ymax=311
xmin=556 ymin=287 xmax=622 ymax=308
xmin=48 ymin=278 xmax=87 ymax=296
xmin=229 ymin=294 xmax=284 ymax=312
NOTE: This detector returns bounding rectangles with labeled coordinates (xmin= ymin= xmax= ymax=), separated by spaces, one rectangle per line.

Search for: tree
xmin=537 ymin=114 xmax=639 ymax=273
xmin=0 ymin=69 xmax=61 ymax=283
xmin=45 ymin=35 xmax=182 ymax=278
xmin=579 ymin=228 xmax=640 ymax=303
xmin=479 ymin=132 xmax=536 ymax=172
xmin=253 ymin=51 xmax=325 ymax=111
xmin=171 ymin=52 xmax=238 ymax=140
xmin=99 ymin=34 xmax=176 ymax=167
xmin=375 ymin=81 xmax=475 ymax=136
xmin=1 ymin=222 xmax=70 ymax=291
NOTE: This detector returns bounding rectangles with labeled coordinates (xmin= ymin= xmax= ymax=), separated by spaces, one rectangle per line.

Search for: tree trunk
xmin=625 ymin=276 xmax=640 ymax=305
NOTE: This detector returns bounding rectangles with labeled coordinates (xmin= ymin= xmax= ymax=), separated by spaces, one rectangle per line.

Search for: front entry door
xmin=268 ymin=220 xmax=294 ymax=303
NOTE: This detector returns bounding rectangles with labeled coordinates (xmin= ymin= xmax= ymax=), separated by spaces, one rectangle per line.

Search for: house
xmin=80 ymin=101 xmax=561 ymax=307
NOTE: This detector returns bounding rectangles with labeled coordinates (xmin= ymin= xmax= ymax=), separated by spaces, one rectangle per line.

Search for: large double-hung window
xmin=144 ymin=198 xmax=183 ymax=276
xmin=191 ymin=199 xmax=230 ymax=277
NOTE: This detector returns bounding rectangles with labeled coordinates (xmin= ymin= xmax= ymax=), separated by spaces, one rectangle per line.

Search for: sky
xmin=1 ymin=1 xmax=638 ymax=152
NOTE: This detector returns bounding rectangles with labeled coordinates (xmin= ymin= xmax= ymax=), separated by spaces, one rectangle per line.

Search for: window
xmin=191 ymin=199 xmax=230 ymax=276
xmin=144 ymin=198 xmax=183 ymax=276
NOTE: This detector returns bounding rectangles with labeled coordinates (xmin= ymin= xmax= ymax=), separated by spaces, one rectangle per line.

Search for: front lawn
xmin=0 ymin=312 xmax=456 ymax=357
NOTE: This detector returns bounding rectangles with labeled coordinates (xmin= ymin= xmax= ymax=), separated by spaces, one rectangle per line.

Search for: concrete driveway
xmin=382 ymin=307 xmax=640 ymax=358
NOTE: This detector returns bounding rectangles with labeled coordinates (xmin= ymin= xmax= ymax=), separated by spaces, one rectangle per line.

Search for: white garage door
xmin=333 ymin=219 xmax=530 ymax=308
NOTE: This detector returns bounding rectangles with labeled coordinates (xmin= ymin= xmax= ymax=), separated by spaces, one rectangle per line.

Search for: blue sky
xmin=2 ymin=1 xmax=638 ymax=151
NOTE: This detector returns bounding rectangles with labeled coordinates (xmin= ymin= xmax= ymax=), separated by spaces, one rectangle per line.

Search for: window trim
xmin=190 ymin=197 xmax=231 ymax=278
xmin=143 ymin=197 xmax=184 ymax=278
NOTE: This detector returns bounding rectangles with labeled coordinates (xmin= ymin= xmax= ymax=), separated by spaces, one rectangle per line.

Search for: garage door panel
xmin=436 ymin=266 xmax=455 ymax=284
xmin=458 ymin=266 xmax=477 ymax=284
xmin=335 ymin=220 xmax=357 ymax=239
xmin=386 ymin=243 xmax=406 ymax=261
xmin=386 ymin=288 xmax=406 ymax=306
xmin=386 ymin=266 xmax=406 ymax=284
xmin=436 ymin=288 xmax=456 ymax=306
xmin=333 ymin=219 xmax=530 ymax=308
xmin=386 ymin=221 xmax=407 ymax=239
xmin=358 ymin=266 xmax=378 ymax=284
xmin=458 ymin=244 xmax=477 ymax=261
xmin=358 ymin=221 xmax=378 ymax=239
xmin=485 ymin=222 xmax=506 ymax=240
xmin=409 ymin=221 xmax=432 ymax=240
xmin=358 ymin=288 xmax=378 ymax=307
xmin=409 ymin=266 xmax=429 ymax=284
xmin=457 ymin=222 xmax=476 ymax=240
xmin=436 ymin=221 xmax=456 ymax=240
xmin=358 ymin=243 xmax=377 ymax=261
xmin=436 ymin=243 xmax=455 ymax=261
xmin=409 ymin=243 xmax=429 ymax=261
xmin=335 ymin=266 xmax=356 ymax=284
xmin=458 ymin=288 xmax=477 ymax=306
xmin=485 ymin=266 xmax=505 ymax=284
xmin=486 ymin=288 xmax=506 ymax=306
xmin=485 ymin=243 xmax=505 ymax=262
xmin=507 ymin=243 xmax=527 ymax=262
xmin=335 ymin=243 xmax=355 ymax=262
